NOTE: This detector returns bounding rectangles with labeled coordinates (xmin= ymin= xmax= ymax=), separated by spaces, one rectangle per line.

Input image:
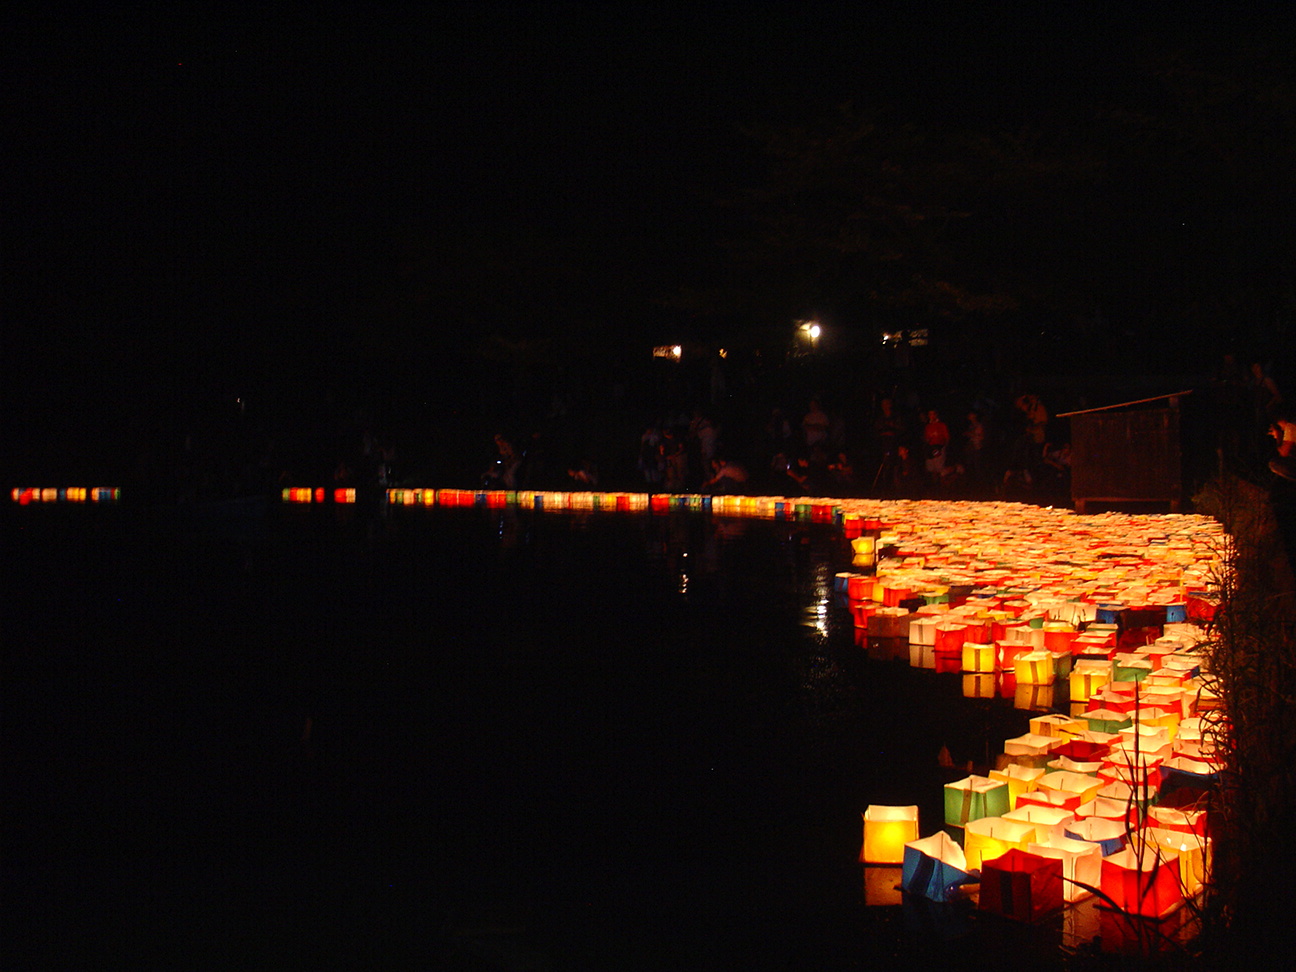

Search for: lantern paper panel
xmin=860 ymin=805 xmax=919 ymax=864
xmin=978 ymin=849 xmax=1064 ymax=923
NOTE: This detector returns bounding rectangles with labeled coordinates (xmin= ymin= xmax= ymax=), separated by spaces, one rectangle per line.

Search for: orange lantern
xmin=860 ymin=805 xmax=919 ymax=864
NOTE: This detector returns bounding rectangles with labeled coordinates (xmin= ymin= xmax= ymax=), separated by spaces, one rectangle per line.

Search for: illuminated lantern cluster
xmin=11 ymin=487 xmax=119 ymax=504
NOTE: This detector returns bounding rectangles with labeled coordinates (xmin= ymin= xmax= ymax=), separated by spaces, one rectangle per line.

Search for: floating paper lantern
xmin=901 ymin=831 xmax=971 ymax=902
xmin=978 ymin=849 xmax=1064 ymax=922
xmin=1014 ymin=651 xmax=1055 ymax=685
xmin=334 ymin=488 xmax=356 ymax=504
xmin=860 ymin=805 xmax=919 ymax=864
xmin=910 ymin=617 xmax=938 ymax=646
xmin=963 ymin=817 xmax=1038 ymax=870
xmin=1142 ymin=828 xmax=1210 ymax=896
xmin=1070 ymin=662 xmax=1112 ymax=703
xmin=1099 ymin=846 xmax=1184 ymax=919
xmin=962 ymin=641 xmax=996 ymax=673
xmin=1030 ymin=834 xmax=1103 ymax=903
xmin=934 ymin=622 xmax=968 ymax=653
xmin=944 ymin=775 xmax=1010 ymax=827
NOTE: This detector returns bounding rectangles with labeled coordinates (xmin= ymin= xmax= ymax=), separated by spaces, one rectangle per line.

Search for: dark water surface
xmin=7 ymin=503 xmax=1049 ymax=969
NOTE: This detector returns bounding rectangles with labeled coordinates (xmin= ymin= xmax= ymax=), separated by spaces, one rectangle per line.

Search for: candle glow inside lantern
xmin=860 ymin=805 xmax=919 ymax=864
xmin=901 ymin=831 xmax=970 ymax=902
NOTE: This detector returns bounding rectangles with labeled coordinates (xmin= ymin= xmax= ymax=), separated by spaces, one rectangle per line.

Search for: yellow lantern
xmin=962 ymin=641 xmax=997 ymax=673
xmin=963 ymin=817 xmax=1038 ymax=870
xmin=860 ymin=805 xmax=919 ymax=864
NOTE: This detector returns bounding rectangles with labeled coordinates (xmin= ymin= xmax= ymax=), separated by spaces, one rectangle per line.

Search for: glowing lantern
xmin=41 ymin=488 xmax=58 ymax=502
xmin=944 ymin=775 xmax=1009 ymax=827
xmin=1099 ymin=846 xmax=1184 ymax=919
xmin=963 ymin=817 xmax=1038 ymax=870
xmin=962 ymin=641 xmax=997 ymax=673
xmin=1064 ymin=817 xmax=1127 ymax=857
xmin=1014 ymin=651 xmax=1055 ymax=685
xmin=1030 ymin=834 xmax=1103 ymax=903
xmin=334 ymin=488 xmax=356 ymax=504
xmin=859 ymin=805 xmax=919 ymax=864
xmin=1074 ymin=797 xmax=1138 ymax=826
xmin=910 ymin=617 xmax=938 ymax=646
xmin=1142 ymin=828 xmax=1210 ymax=896
xmin=989 ymin=764 xmax=1046 ymax=810
xmin=901 ymin=831 xmax=971 ymax=902
xmin=1070 ymin=661 xmax=1112 ymax=703
xmin=851 ymin=536 xmax=876 ymax=568
xmin=868 ymin=608 xmax=911 ymax=640
xmin=978 ymin=849 xmax=1064 ymax=922
xmin=1052 ymin=738 xmax=1112 ymax=763
xmin=934 ymin=622 xmax=968 ymax=653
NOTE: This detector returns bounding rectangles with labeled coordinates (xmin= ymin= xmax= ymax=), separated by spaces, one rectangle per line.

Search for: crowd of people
xmin=154 ymin=349 xmax=1285 ymax=509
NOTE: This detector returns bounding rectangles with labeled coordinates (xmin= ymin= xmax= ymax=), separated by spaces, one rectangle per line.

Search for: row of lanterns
xmin=282 ymin=487 xmax=357 ymax=504
xmin=11 ymin=487 xmax=120 ymax=504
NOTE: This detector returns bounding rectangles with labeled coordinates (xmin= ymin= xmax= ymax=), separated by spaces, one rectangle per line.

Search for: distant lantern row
xmin=282 ymin=487 xmax=356 ymax=504
xmin=11 ymin=487 xmax=120 ymax=504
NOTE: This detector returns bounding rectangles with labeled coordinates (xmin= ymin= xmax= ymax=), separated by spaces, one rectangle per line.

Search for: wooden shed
xmin=1062 ymin=392 xmax=1188 ymax=513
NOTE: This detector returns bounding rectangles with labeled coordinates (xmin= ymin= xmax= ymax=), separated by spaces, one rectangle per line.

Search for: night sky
xmin=7 ymin=5 xmax=1296 ymax=479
